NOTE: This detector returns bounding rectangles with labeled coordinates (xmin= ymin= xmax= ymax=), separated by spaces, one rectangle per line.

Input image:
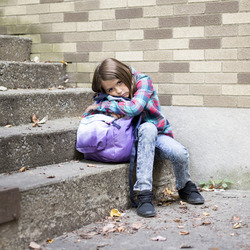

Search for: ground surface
xmin=38 ymin=190 xmax=250 ymax=250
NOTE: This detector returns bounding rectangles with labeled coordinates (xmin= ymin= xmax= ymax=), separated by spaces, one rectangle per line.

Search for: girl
xmin=84 ymin=58 xmax=204 ymax=218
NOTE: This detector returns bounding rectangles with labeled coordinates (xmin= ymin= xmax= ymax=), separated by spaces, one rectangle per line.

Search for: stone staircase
xmin=0 ymin=35 xmax=174 ymax=250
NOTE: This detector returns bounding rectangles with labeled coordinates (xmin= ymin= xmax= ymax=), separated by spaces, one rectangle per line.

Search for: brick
xmin=148 ymin=73 xmax=173 ymax=84
xmin=89 ymin=52 xmax=115 ymax=62
xmin=90 ymin=31 xmax=115 ymax=41
xmin=159 ymin=84 xmax=189 ymax=94
xmin=40 ymin=13 xmax=63 ymax=23
xmin=159 ymin=16 xmax=189 ymax=28
xmin=115 ymin=8 xmax=142 ymax=19
xmin=64 ymin=12 xmax=88 ymax=22
xmin=173 ymin=27 xmax=204 ymax=38
xmin=41 ymin=33 xmax=64 ymax=43
xmin=189 ymin=0 xmax=218 ymax=2
xmin=77 ymin=21 xmax=102 ymax=32
xmin=4 ymin=6 xmax=26 ymax=15
xmin=238 ymin=97 xmax=250 ymax=108
xmin=204 ymin=96 xmax=237 ymax=107
xmin=77 ymin=63 xmax=96 ymax=73
xmin=190 ymin=14 xmax=221 ymax=26
xmin=52 ymin=22 xmax=76 ymax=32
xmin=222 ymin=37 xmax=250 ymax=48
xmin=68 ymin=72 xmax=90 ymax=83
xmin=205 ymin=49 xmax=237 ymax=60
xmin=64 ymin=32 xmax=89 ymax=42
xmin=172 ymin=95 xmax=203 ymax=106
xmin=205 ymin=73 xmax=237 ymax=84
xmin=40 ymin=0 xmax=62 ymax=3
xmin=174 ymin=73 xmax=204 ymax=83
xmin=103 ymin=19 xmax=130 ymax=31
xmin=205 ymin=25 xmax=238 ymax=37
xmin=128 ymin=0 xmax=156 ymax=7
xmin=7 ymin=25 xmax=31 ymax=35
xmin=239 ymin=0 xmax=250 ymax=11
xmin=116 ymin=30 xmax=143 ymax=40
xmin=223 ymin=61 xmax=250 ymax=73
xmin=100 ymin=0 xmax=127 ymax=9
xmin=144 ymin=50 xmax=173 ymax=61
xmin=18 ymin=0 xmax=39 ymax=3
xmin=144 ymin=29 xmax=172 ymax=39
xmin=39 ymin=52 xmax=64 ymax=61
xmin=0 ymin=16 xmax=17 ymax=26
xmin=22 ymin=34 xmax=41 ymax=43
xmin=89 ymin=9 xmax=115 ymax=21
xmin=116 ymin=51 xmax=143 ymax=61
xmin=128 ymin=62 xmax=159 ymax=72
xmin=103 ymin=41 xmax=129 ymax=51
xmin=64 ymin=52 xmax=88 ymax=63
xmin=159 ymin=62 xmax=189 ymax=73
xmin=222 ymin=85 xmax=250 ymax=96
xmin=31 ymin=43 xmax=53 ymax=53
xmin=143 ymin=5 xmax=173 ymax=17
xmin=159 ymin=39 xmax=189 ymax=49
xmin=174 ymin=50 xmax=204 ymax=61
xmin=190 ymin=62 xmax=221 ymax=72
xmin=157 ymin=0 xmax=187 ymax=4
xmin=239 ymin=24 xmax=250 ymax=36
xmin=205 ymin=1 xmax=239 ymax=13
xmin=174 ymin=3 xmax=205 ymax=15
xmin=75 ymin=1 xmax=100 ymax=11
xmin=17 ymin=15 xmax=39 ymax=25
xmin=50 ymin=2 xmax=74 ymax=12
xmin=130 ymin=40 xmax=158 ymax=51
xmin=238 ymin=73 xmax=250 ymax=84
xmin=223 ymin=13 xmax=250 ymax=24
xmin=130 ymin=18 xmax=158 ymax=29
xmin=26 ymin=4 xmax=49 ymax=14
xmin=77 ymin=42 xmax=102 ymax=52
xmin=190 ymin=38 xmax=221 ymax=49
xmin=53 ymin=43 xmax=76 ymax=53
xmin=190 ymin=84 xmax=221 ymax=95
xmin=158 ymin=95 xmax=172 ymax=106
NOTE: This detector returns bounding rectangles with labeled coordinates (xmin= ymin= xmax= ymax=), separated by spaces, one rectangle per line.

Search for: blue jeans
xmin=133 ymin=122 xmax=191 ymax=191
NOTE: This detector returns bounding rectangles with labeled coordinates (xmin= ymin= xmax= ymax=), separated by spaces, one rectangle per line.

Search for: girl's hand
xmin=110 ymin=113 xmax=124 ymax=119
xmin=84 ymin=104 xmax=98 ymax=114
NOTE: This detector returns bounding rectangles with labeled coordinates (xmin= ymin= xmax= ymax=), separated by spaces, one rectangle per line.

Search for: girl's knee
xmin=138 ymin=122 xmax=158 ymax=139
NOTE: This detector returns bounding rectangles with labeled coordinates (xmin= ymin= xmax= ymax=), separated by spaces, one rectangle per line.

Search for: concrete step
xmin=0 ymin=35 xmax=31 ymax=62
xmin=0 ymin=88 xmax=93 ymax=126
xmin=0 ymin=159 xmax=174 ymax=250
xmin=0 ymin=117 xmax=84 ymax=173
xmin=0 ymin=61 xmax=67 ymax=89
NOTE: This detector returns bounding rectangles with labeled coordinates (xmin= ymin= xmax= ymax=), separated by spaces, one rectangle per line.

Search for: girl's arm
xmin=96 ymin=73 xmax=154 ymax=117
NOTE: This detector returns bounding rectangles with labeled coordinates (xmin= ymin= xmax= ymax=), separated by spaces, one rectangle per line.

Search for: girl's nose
xmin=116 ymin=87 xmax=122 ymax=94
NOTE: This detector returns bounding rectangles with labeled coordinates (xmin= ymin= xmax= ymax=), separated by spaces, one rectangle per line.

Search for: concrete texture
xmin=39 ymin=190 xmax=250 ymax=250
xmin=0 ymin=61 xmax=66 ymax=89
xmin=0 ymin=159 xmax=174 ymax=250
xmin=0 ymin=35 xmax=31 ymax=62
xmin=0 ymin=88 xmax=93 ymax=126
xmin=163 ymin=106 xmax=250 ymax=190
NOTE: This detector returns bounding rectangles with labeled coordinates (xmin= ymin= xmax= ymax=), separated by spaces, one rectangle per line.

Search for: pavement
xmin=38 ymin=190 xmax=250 ymax=250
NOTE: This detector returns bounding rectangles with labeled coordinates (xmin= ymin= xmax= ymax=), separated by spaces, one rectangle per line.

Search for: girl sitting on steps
xmin=84 ymin=58 xmax=205 ymax=218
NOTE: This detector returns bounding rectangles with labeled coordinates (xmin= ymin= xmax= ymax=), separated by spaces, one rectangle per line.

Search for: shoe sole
xmin=137 ymin=211 xmax=156 ymax=218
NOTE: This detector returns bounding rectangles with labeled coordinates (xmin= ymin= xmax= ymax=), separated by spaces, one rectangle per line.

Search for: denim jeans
xmin=133 ymin=122 xmax=191 ymax=191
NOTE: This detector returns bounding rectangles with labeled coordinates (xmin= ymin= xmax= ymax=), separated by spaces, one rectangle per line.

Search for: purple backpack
xmin=76 ymin=114 xmax=134 ymax=162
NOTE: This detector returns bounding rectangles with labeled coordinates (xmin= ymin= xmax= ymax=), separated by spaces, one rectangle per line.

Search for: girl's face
xmin=101 ymin=79 xmax=130 ymax=98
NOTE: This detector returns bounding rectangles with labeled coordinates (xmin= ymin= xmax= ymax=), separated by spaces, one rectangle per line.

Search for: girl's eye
xmin=117 ymin=81 xmax=122 ymax=86
xmin=108 ymin=88 xmax=113 ymax=93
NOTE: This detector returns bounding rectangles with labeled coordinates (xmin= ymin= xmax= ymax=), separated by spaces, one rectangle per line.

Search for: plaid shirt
xmin=86 ymin=67 xmax=173 ymax=137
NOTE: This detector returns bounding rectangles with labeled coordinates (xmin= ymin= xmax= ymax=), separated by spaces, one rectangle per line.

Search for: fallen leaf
xmin=179 ymin=231 xmax=190 ymax=235
xmin=47 ymin=175 xmax=55 ymax=178
xmin=180 ymin=244 xmax=193 ymax=248
xmin=178 ymin=225 xmax=185 ymax=229
xmin=19 ymin=166 xmax=26 ymax=172
xmin=87 ymin=164 xmax=96 ymax=168
xmin=110 ymin=208 xmax=121 ymax=217
xmin=102 ymin=223 xmax=116 ymax=233
xmin=46 ymin=239 xmax=54 ymax=243
xmin=233 ymin=222 xmax=242 ymax=229
xmin=203 ymin=212 xmax=210 ymax=216
xmin=61 ymin=61 xmax=68 ymax=65
xmin=165 ymin=188 xmax=173 ymax=195
xmin=0 ymin=86 xmax=7 ymax=91
xmin=131 ymin=222 xmax=143 ymax=230
xmin=80 ymin=231 xmax=98 ymax=239
xmin=31 ymin=114 xmax=39 ymax=123
xmin=116 ymin=226 xmax=125 ymax=232
xmin=5 ymin=124 xmax=12 ymax=128
xmin=37 ymin=115 xmax=48 ymax=124
xmin=57 ymin=85 xmax=66 ymax=90
xmin=233 ymin=216 xmax=240 ymax=221
xmin=151 ymin=235 xmax=166 ymax=241
xmin=212 ymin=205 xmax=218 ymax=211
xmin=173 ymin=219 xmax=182 ymax=223
xmin=179 ymin=201 xmax=187 ymax=205
xmin=201 ymin=221 xmax=211 ymax=226
xmin=29 ymin=241 xmax=42 ymax=250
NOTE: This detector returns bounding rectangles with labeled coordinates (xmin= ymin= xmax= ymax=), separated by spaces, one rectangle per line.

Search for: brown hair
xmin=92 ymin=58 xmax=136 ymax=98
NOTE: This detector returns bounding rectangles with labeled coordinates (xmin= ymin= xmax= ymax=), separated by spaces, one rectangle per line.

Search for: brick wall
xmin=0 ymin=0 xmax=249 ymax=108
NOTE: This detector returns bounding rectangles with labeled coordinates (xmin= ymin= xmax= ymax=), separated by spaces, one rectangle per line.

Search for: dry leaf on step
xmin=29 ymin=241 xmax=42 ymax=250
xmin=151 ymin=235 xmax=166 ymax=241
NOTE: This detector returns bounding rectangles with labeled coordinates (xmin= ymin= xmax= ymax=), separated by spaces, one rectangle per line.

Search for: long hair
xmin=92 ymin=58 xmax=136 ymax=98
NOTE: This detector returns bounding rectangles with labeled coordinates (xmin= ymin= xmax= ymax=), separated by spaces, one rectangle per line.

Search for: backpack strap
xmin=129 ymin=114 xmax=142 ymax=207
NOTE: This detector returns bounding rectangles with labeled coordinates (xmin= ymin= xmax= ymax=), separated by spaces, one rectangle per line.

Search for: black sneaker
xmin=178 ymin=181 xmax=205 ymax=204
xmin=137 ymin=190 xmax=156 ymax=217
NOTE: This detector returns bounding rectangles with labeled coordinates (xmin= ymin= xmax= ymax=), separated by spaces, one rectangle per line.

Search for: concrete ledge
xmin=163 ymin=106 xmax=250 ymax=190
xmin=0 ymin=61 xmax=66 ymax=89
xmin=0 ymin=35 xmax=31 ymax=62
xmin=0 ymin=159 xmax=174 ymax=249
xmin=0 ymin=88 xmax=93 ymax=126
